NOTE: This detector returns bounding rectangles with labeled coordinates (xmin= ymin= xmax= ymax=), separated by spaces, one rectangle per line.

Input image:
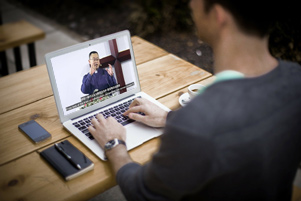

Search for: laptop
xmin=45 ymin=30 xmax=170 ymax=160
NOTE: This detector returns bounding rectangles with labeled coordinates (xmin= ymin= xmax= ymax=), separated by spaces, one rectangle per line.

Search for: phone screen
xmin=19 ymin=120 xmax=51 ymax=143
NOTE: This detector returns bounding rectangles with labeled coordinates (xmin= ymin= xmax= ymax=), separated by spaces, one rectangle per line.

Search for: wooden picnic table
xmin=0 ymin=36 xmax=213 ymax=201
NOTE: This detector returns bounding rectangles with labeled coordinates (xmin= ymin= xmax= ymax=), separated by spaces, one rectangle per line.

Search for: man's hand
xmin=88 ymin=114 xmax=132 ymax=174
xmin=89 ymin=65 xmax=98 ymax=75
xmin=88 ymin=114 xmax=126 ymax=149
xmin=106 ymin=64 xmax=114 ymax=76
xmin=123 ymin=98 xmax=168 ymax=128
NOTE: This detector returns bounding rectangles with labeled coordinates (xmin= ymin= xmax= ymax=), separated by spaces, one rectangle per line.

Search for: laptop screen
xmin=48 ymin=33 xmax=138 ymax=117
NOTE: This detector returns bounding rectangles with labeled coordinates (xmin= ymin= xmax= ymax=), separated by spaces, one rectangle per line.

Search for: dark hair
xmin=89 ymin=51 xmax=98 ymax=59
xmin=203 ymin=0 xmax=279 ymax=38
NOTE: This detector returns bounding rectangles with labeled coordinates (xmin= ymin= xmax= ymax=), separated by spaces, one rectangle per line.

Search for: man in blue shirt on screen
xmin=81 ymin=51 xmax=117 ymax=95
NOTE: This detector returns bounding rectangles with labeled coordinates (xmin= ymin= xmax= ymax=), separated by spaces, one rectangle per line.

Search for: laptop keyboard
xmin=72 ymin=97 xmax=139 ymax=140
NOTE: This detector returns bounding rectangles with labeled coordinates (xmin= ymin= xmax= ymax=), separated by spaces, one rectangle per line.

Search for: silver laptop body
xmin=45 ymin=30 xmax=170 ymax=160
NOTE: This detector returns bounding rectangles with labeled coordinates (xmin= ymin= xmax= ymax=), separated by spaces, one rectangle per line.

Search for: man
xmin=81 ymin=51 xmax=117 ymax=95
xmin=89 ymin=0 xmax=301 ymax=200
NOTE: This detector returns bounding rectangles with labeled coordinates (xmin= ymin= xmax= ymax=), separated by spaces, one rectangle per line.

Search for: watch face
xmin=105 ymin=139 xmax=116 ymax=149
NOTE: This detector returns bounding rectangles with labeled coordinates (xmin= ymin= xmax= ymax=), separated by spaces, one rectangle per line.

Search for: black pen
xmin=55 ymin=143 xmax=82 ymax=170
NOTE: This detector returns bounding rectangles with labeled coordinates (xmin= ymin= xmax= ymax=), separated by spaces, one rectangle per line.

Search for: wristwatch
xmin=104 ymin=138 xmax=126 ymax=152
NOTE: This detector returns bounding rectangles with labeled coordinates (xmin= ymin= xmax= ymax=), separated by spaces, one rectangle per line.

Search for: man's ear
xmin=213 ymin=4 xmax=228 ymax=28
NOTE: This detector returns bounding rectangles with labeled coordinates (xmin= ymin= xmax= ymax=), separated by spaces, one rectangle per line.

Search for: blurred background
xmin=3 ymin=0 xmax=301 ymax=74
xmin=1 ymin=1 xmax=301 ymax=200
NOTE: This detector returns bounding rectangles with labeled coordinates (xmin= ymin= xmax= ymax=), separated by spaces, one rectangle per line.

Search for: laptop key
xmin=121 ymin=119 xmax=135 ymax=126
xmin=78 ymin=126 xmax=86 ymax=131
xmin=82 ymin=128 xmax=90 ymax=134
xmin=73 ymin=123 xmax=80 ymax=127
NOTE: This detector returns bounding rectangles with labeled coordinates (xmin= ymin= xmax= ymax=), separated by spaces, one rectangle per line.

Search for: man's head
xmin=88 ymin=51 xmax=100 ymax=69
xmin=190 ymin=0 xmax=279 ymax=42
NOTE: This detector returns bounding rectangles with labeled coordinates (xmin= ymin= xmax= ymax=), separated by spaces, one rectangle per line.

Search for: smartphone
xmin=18 ymin=120 xmax=51 ymax=143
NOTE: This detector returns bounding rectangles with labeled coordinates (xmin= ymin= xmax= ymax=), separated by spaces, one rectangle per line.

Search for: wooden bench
xmin=0 ymin=20 xmax=45 ymax=76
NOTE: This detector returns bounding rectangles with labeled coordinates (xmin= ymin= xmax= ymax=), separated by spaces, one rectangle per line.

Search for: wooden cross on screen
xmin=99 ymin=39 xmax=131 ymax=93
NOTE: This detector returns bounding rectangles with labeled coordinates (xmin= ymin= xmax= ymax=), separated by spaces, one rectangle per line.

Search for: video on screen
xmin=50 ymin=35 xmax=137 ymax=116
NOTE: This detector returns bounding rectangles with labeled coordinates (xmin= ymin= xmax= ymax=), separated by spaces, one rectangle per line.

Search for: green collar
xmin=198 ymin=70 xmax=245 ymax=95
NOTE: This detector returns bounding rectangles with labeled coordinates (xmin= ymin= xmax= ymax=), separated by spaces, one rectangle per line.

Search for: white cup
xmin=188 ymin=84 xmax=205 ymax=99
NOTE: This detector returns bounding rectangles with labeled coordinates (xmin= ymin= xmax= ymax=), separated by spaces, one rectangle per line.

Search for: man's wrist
xmin=105 ymin=144 xmax=132 ymax=175
xmin=105 ymin=144 xmax=128 ymax=158
xmin=161 ymin=111 xmax=168 ymax=127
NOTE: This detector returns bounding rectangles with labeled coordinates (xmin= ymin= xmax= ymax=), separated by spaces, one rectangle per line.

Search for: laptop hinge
xmin=71 ymin=94 xmax=136 ymax=121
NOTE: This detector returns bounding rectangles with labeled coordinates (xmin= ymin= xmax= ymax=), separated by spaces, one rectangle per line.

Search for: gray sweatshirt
xmin=117 ymin=60 xmax=301 ymax=201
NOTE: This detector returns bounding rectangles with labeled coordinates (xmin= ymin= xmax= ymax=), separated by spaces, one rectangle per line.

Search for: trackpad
xmin=125 ymin=122 xmax=163 ymax=150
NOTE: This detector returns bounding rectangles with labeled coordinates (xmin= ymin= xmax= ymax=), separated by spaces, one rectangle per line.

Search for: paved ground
xmin=1 ymin=0 xmax=215 ymax=76
xmin=1 ymin=0 xmax=81 ymax=74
